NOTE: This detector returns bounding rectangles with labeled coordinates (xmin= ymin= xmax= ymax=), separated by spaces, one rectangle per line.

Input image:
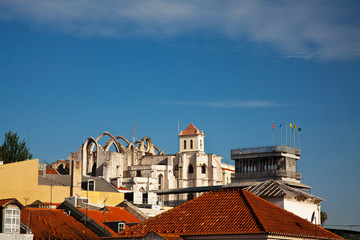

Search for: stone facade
xmin=67 ymin=124 xmax=234 ymax=200
xmin=231 ymin=146 xmax=302 ymax=185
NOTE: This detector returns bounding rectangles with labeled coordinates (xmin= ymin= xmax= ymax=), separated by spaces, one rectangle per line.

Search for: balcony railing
xmin=231 ymin=146 xmax=301 ymax=156
xmin=235 ymin=170 xmax=301 ymax=180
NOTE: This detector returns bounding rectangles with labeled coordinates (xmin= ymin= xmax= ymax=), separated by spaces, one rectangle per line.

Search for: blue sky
xmin=1 ymin=0 xmax=359 ymax=228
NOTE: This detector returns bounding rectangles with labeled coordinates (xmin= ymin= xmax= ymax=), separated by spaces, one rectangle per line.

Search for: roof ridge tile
xmin=240 ymin=190 xmax=267 ymax=232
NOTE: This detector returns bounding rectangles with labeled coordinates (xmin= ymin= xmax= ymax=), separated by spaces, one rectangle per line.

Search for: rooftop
xmin=231 ymin=145 xmax=301 ymax=156
xmin=21 ymin=208 xmax=99 ymax=239
xmin=78 ymin=206 xmax=140 ymax=234
xmin=178 ymin=123 xmax=204 ymax=136
xmin=246 ymin=180 xmax=323 ymax=202
xmin=115 ymin=189 xmax=342 ymax=239
xmin=38 ymin=175 xmax=119 ymax=192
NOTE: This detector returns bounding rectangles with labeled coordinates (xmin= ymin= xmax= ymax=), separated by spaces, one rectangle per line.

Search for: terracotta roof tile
xmin=46 ymin=166 xmax=59 ymax=175
xmin=0 ymin=198 xmax=24 ymax=209
xmin=79 ymin=206 xmax=140 ymax=234
xmin=155 ymin=232 xmax=183 ymax=240
xmin=0 ymin=198 xmax=13 ymax=207
xmin=179 ymin=123 xmax=204 ymax=136
xmin=115 ymin=189 xmax=342 ymax=239
xmin=117 ymin=186 xmax=133 ymax=191
xmin=21 ymin=208 xmax=99 ymax=239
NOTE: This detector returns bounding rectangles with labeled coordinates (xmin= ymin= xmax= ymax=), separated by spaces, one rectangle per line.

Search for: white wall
xmin=283 ymin=198 xmax=321 ymax=224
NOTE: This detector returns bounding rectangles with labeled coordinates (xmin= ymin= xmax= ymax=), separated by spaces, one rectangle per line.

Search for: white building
xmin=66 ymin=123 xmax=234 ymax=201
xmin=230 ymin=146 xmax=323 ymax=224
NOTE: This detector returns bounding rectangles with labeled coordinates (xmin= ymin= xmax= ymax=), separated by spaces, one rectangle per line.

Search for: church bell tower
xmin=178 ymin=123 xmax=205 ymax=153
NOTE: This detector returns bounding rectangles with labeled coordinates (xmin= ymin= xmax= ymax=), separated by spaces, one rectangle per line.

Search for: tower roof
xmin=179 ymin=123 xmax=204 ymax=136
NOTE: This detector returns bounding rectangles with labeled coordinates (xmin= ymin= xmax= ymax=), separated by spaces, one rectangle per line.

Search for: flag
xmin=294 ymin=125 xmax=296 ymax=129
xmin=290 ymin=123 xmax=293 ymax=128
xmin=272 ymin=121 xmax=274 ymax=129
xmin=280 ymin=122 xmax=282 ymax=128
xmin=298 ymin=128 xmax=301 ymax=132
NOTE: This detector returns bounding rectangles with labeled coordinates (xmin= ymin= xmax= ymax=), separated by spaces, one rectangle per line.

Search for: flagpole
xmin=294 ymin=125 xmax=296 ymax=148
xmin=272 ymin=121 xmax=274 ymax=146
xmin=289 ymin=123 xmax=291 ymax=148
xmin=286 ymin=122 xmax=288 ymax=147
xmin=280 ymin=122 xmax=283 ymax=146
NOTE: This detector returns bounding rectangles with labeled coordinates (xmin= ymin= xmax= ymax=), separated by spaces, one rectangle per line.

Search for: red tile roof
xmin=152 ymin=231 xmax=184 ymax=240
xmin=178 ymin=123 xmax=204 ymax=136
xmin=0 ymin=198 xmax=24 ymax=209
xmin=21 ymin=208 xmax=99 ymax=239
xmin=79 ymin=206 xmax=140 ymax=234
xmin=115 ymin=189 xmax=342 ymax=239
xmin=222 ymin=167 xmax=235 ymax=172
xmin=0 ymin=198 xmax=13 ymax=207
xmin=117 ymin=186 xmax=132 ymax=192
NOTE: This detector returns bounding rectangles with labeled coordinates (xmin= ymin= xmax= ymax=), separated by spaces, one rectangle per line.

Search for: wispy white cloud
xmin=149 ymin=100 xmax=284 ymax=108
xmin=0 ymin=0 xmax=359 ymax=61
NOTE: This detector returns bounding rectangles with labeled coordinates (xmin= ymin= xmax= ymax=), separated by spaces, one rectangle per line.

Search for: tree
xmin=320 ymin=211 xmax=328 ymax=226
xmin=0 ymin=131 xmax=33 ymax=163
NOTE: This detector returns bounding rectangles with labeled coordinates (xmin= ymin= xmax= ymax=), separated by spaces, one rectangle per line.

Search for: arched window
xmin=201 ymin=164 xmax=206 ymax=174
xmin=190 ymin=139 xmax=193 ymax=149
xmin=184 ymin=140 xmax=187 ymax=150
xmin=188 ymin=164 xmax=194 ymax=174
xmin=158 ymin=174 xmax=164 ymax=189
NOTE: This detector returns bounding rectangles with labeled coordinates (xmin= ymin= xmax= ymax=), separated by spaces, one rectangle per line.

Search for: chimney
xmin=70 ymin=159 xmax=82 ymax=196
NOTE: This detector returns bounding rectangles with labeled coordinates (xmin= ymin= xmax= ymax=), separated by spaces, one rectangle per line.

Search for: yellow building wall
xmin=81 ymin=191 xmax=124 ymax=206
xmin=37 ymin=185 xmax=70 ymax=204
xmin=0 ymin=159 xmax=124 ymax=206
xmin=0 ymin=159 xmax=40 ymax=205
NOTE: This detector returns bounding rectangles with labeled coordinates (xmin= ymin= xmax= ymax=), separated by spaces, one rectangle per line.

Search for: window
xmin=184 ymin=140 xmax=187 ymax=150
xmin=158 ymin=174 xmax=164 ymax=190
xmin=136 ymin=170 xmax=141 ymax=177
xmin=174 ymin=164 xmax=179 ymax=171
xmin=190 ymin=139 xmax=193 ymax=149
xmin=3 ymin=208 xmax=20 ymax=233
xmin=118 ymin=222 xmax=125 ymax=232
xmin=201 ymin=164 xmax=206 ymax=174
xmin=88 ymin=180 xmax=95 ymax=191
xmin=200 ymin=140 xmax=203 ymax=149
xmin=188 ymin=164 xmax=194 ymax=174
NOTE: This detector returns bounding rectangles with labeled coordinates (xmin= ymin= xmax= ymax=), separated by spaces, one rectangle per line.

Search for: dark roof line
xmin=57 ymin=200 xmax=113 ymax=237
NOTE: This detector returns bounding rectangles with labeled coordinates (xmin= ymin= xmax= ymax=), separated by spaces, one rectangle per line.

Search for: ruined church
xmin=66 ymin=123 xmax=234 ymax=199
